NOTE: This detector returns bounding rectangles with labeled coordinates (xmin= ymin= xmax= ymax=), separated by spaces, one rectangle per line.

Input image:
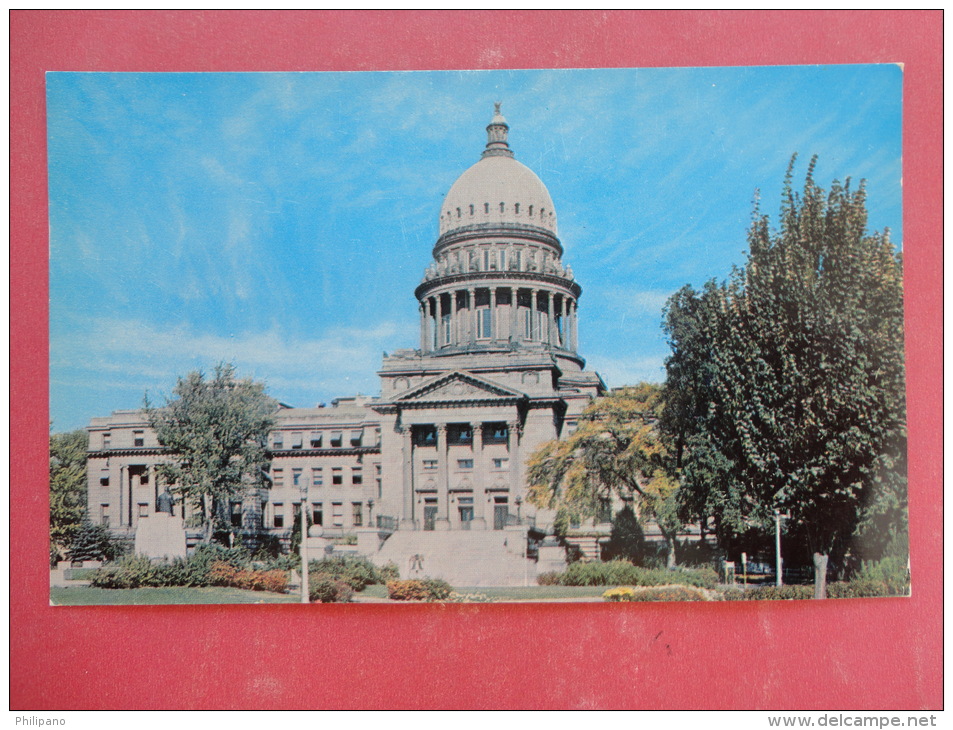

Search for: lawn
xmin=50 ymin=586 xmax=301 ymax=605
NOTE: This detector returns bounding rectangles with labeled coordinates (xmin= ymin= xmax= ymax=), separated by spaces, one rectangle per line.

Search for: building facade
xmin=85 ymin=106 xmax=606 ymax=583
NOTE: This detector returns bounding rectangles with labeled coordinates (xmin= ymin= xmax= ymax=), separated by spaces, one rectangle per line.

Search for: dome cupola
xmin=438 ymin=103 xmax=557 ymax=238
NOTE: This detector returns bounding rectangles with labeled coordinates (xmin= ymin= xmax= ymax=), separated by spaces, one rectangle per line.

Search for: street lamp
xmin=515 ymin=495 xmax=522 ymax=525
xmin=300 ymin=484 xmax=309 ymax=603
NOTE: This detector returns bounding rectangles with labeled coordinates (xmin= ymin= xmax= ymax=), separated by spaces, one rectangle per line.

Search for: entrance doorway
xmin=423 ymin=498 xmax=438 ymax=531
xmin=493 ymin=496 xmax=508 ymax=530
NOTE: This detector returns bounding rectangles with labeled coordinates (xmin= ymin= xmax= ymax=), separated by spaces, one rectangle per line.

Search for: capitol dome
xmin=438 ymin=105 xmax=558 ymax=237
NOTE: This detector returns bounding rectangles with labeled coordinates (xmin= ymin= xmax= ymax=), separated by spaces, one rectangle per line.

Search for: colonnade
xmin=419 ymin=286 xmax=578 ymax=352
xmin=399 ymin=419 xmax=521 ymax=531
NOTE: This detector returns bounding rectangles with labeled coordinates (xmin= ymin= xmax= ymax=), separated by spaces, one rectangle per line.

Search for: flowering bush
xmin=446 ymin=591 xmax=495 ymax=603
xmin=387 ymin=578 xmax=453 ymax=602
xmin=602 ymin=585 xmax=710 ymax=602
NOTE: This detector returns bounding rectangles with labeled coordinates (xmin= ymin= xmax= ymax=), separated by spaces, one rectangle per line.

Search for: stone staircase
xmin=370 ymin=528 xmax=536 ymax=587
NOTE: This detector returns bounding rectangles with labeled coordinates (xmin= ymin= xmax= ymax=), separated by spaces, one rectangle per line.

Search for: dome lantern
xmin=483 ymin=101 xmax=514 ymax=159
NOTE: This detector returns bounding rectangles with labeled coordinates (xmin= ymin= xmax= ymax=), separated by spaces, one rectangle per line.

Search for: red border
xmin=11 ymin=11 xmax=942 ymax=710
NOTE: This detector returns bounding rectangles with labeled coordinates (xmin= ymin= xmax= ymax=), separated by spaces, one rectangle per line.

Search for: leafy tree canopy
xmin=661 ymin=156 xmax=906 ymax=592
xmin=50 ymin=428 xmax=89 ymax=559
xmin=146 ymin=363 xmax=278 ymax=542
xmin=527 ymin=383 xmax=683 ymax=566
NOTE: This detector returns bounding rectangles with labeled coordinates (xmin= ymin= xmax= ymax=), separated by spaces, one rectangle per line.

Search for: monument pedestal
xmin=134 ymin=513 xmax=187 ymax=560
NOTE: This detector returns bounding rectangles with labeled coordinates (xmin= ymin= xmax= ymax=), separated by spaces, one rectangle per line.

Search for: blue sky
xmin=48 ymin=66 xmax=902 ymax=432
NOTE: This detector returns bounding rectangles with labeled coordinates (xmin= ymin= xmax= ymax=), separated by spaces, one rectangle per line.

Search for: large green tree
xmin=526 ymin=383 xmax=683 ymax=568
xmin=50 ymin=428 xmax=89 ymax=563
xmin=662 ymin=157 xmax=906 ymax=597
xmin=146 ymin=363 xmax=278 ymax=543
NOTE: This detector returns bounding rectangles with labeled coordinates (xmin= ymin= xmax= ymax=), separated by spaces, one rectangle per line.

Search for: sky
xmin=47 ymin=66 xmax=903 ymax=432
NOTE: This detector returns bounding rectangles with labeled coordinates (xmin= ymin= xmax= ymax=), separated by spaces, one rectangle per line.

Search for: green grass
xmin=50 ymin=586 xmax=301 ymax=605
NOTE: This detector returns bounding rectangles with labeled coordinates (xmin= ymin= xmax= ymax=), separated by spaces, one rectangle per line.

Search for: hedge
xmin=539 ymin=560 xmax=718 ymax=589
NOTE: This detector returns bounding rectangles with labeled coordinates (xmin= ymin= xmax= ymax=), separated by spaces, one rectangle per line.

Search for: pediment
xmin=395 ymin=370 xmax=525 ymax=403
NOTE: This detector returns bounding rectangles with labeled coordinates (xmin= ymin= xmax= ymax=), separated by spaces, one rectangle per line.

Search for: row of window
xmin=412 ymin=423 xmax=509 ymax=447
xmin=421 ymin=458 xmax=508 ymax=470
xmin=99 ymin=430 xmax=146 ymax=450
xmin=273 ymin=429 xmax=376 ymax=450
xmin=272 ymin=464 xmax=380 ymax=488
xmin=447 ymin=202 xmax=547 ymax=219
xmin=269 ymin=501 xmax=363 ymax=529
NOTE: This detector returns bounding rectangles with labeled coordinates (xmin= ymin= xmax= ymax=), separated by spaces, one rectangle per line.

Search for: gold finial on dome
xmin=483 ymin=102 xmax=513 ymax=158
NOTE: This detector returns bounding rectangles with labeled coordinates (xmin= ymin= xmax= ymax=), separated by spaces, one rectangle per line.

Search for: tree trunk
xmin=813 ymin=552 xmax=828 ymax=599
xmin=203 ymin=496 xmax=213 ymax=544
xmin=665 ymin=533 xmax=677 ymax=570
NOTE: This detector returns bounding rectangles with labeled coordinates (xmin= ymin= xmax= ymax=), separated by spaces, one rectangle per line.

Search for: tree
xmin=146 ymin=363 xmax=278 ymax=543
xmin=661 ymin=156 xmax=906 ymax=597
xmin=50 ymin=428 xmax=89 ymax=562
xmin=526 ymin=383 xmax=684 ymax=568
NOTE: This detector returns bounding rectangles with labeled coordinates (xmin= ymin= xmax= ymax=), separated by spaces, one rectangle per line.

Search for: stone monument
xmin=134 ymin=488 xmax=188 ymax=560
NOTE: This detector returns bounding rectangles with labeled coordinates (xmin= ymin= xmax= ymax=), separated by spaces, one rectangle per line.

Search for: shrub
xmin=827 ymin=580 xmax=903 ymax=599
xmin=68 ymin=521 xmax=126 ymax=562
xmin=446 ymin=591 xmax=495 ymax=603
xmin=308 ymin=555 xmax=390 ymax=591
xmin=853 ymin=555 xmax=910 ymax=596
xmin=386 ymin=578 xmax=453 ymax=602
xmin=553 ymin=560 xmax=718 ymax=589
xmin=536 ymin=571 xmax=561 ymax=586
xmin=378 ymin=562 xmax=401 ymax=583
xmin=722 ymin=584 xmax=814 ymax=601
xmin=602 ymin=586 xmax=636 ymax=602
xmin=207 ymin=561 xmax=289 ymax=593
xmin=309 ymin=573 xmax=354 ymax=603
xmin=88 ymin=554 xmax=158 ymax=589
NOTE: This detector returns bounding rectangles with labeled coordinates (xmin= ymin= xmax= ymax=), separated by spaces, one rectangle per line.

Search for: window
xmin=102 ymin=432 xmax=111 ymax=449
xmin=352 ymin=467 xmax=363 ymax=485
xmin=448 ymin=425 xmax=472 ymax=445
xmin=523 ymin=309 xmax=533 ymax=339
xmin=291 ymin=432 xmax=303 ymax=449
xmin=100 ymin=504 xmax=110 ymax=527
xmin=140 ymin=470 xmax=149 ymax=485
xmin=483 ymin=249 xmax=491 ymax=270
xmin=332 ymin=468 xmax=343 ymax=485
xmin=332 ymin=502 xmax=344 ymax=527
xmin=292 ymin=468 xmax=302 ymax=487
xmin=458 ymin=496 xmax=474 ymax=526
xmin=422 ymin=460 xmax=438 ymax=470
xmin=133 ymin=430 xmax=144 ymax=447
xmin=514 ymin=250 xmax=522 ymax=271
xmin=350 ymin=430 xmax=363 ymax=447
xmin=414 ymin=426 xmax=436 ymax=447
xmin=441 ymin=312 xmax=451 ymax=345
xmin=330 ymin=431 xmax=343 ymax=448
xmin=138 ymin=503 xmax=149 ymax=518
xmin=230 ymin=502 xmax=243 ymax=527
xmin=352 ymin=502 xmax=363 ymax=527
xmin=272 ymin=468 xmax=284 ymax=488
xmin=273 ymin=433 xmax=284 ymax=449
xmin=492 ymin=458 xmax=509 ymax=469
xmin=312 ymin=467 xmax=323 ymax=487
xmin=485 ymin=423 xmax=509 ymax=444
xmin=457 ymin=459 xmax=474 ymax=469
xmin=597 ymin=498 xmax=612 ymax=524
xmin=311 ymin=502 xmax=323 ymax=526
xmin=477 ymin=307 xmax=492 ymax=339
xmin=537 ymin=310 xmax=547 ymax=340
xmin=499 ymin=249 xmax=507 ymax=270
xmin=310 ymin=432 xmax=322 ymax=448
xmin=100 ymin=468 xmax=109 ymax=487
xmin=273 ymin=503 xmax=284 ymax=528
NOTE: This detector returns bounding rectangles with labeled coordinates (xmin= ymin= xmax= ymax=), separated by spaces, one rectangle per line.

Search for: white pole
xmin=775 ymin=509 xmax=782 ymax=587
xmin=300 ymin=496 xmax=309 ymax=603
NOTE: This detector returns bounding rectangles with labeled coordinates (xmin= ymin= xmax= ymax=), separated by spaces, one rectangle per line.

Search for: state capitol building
xmin=85 ymin=106 xmax=609 ymax=584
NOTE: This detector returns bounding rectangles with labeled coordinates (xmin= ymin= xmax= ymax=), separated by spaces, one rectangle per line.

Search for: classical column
xmin=419 ymin=301 xmax=428 ymax=352
xmin=546 ymin=291 xmax=554 ymax=345
xmin=468 ymin=287 xmax=477 ymax=344
xmin=508 ymin=420 xmax=521 ymax=505
xmin=435 ymin=424 xmax=451 ymax=530
xmin=530 ymin=289 xmax=539 ymax=340
xmin=510 ymin=287 xmax=519 ymax=342
xmin=571 ymin=298 xmax=579 ymax=351
xmin=120 ymin=465 xmax=130 ymax=527
xmin=400 ymin=427 xmax=415 ymax=529
xmin=471 ymin=422 xmax=487 ymax=529
xmin=489 ymin=288 xmax=497 ymax=341
xmin=150 ymin=464 xmax=158 ymax=510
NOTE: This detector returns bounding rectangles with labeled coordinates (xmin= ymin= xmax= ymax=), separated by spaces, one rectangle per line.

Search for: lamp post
xmin=774 ymin=509 xmax=784 ymax=587
xmin=515 ymin=495 xmax=522 ymax=525
xmin=300 ymin=485 xmax=309 ymax=604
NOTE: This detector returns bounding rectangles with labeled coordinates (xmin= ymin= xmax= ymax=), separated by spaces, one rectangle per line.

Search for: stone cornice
xmin=267 ymin=446 xmax=381 ymax=458
xmin=87 ymin=448 xmax=167 ymax=458
xmin=433 ymin=222 xmax=562 ymax=257
xmin=415 ymin=270 xmax=582 ymax=301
